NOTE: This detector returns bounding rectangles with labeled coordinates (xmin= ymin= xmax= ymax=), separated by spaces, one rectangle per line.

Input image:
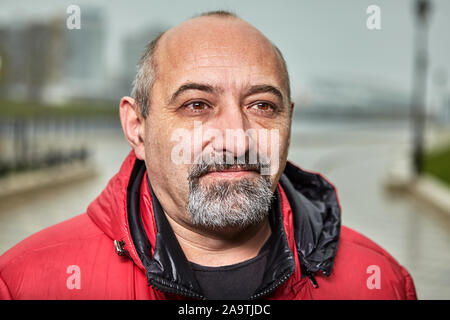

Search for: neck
xmin=164 ymin=212 xmax=272 ymax=267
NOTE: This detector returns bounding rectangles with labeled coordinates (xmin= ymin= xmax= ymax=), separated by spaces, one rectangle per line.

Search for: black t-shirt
xmin=189 ymin=232 xmax=275 ymax=300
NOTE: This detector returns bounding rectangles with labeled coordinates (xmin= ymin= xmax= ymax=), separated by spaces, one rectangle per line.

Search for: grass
xmin=0 ymin=99 xmax=119 ymax=119
xmin=424 ymin=145 xmax=450 ymax=187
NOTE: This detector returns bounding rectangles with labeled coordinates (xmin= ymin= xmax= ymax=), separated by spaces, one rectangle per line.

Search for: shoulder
xmin=0 ymin=213 xmax=113 ymax=299
xmin=339 ymin=225 xmax=401 ymax=264
xmin=314 ymin=226 xmax=417 ymax=300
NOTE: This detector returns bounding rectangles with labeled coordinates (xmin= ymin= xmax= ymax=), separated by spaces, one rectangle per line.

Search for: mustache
xmin=188 ymin=152 xmax=269 ymax=181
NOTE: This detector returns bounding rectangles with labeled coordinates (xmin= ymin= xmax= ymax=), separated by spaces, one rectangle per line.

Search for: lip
xmin=203 ymin=169 xmax=258 ymax=179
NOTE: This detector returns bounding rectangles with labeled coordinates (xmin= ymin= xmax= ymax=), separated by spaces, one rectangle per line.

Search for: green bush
xmin=424 ymin=146 xmax=450 ymax=186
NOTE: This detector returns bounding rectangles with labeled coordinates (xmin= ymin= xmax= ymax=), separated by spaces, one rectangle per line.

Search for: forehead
xmin=154 ymin=17 xmax=285 ymax=93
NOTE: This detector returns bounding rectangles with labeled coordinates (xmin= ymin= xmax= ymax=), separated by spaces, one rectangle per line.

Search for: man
xmin=0 ymin=11 xmax=416 ymax=300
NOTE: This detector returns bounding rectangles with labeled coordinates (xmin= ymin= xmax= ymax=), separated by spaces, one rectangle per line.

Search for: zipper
xmin=249 ymin=268 xmax=294 ymax=300
xmin=149 ymin=265 xmax=294 ymax=300
xmin=147 ymin=275 xmax=205 ymax=300
xmin=114 ymin=239 xmax=132 ymax=261
xmin=307 ymin=272 xmax=319 ymax=288
xmin=249 ymin=264 xmax=320 ymax=299
xmin=114 ymin=239 xmax=199 ymax=298
xmin=300 ymin=258 xmax=321 ymax=289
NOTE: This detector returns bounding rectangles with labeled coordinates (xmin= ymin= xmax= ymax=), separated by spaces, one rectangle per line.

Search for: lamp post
xmin=411 ymin=0 xmax=432 ymax=176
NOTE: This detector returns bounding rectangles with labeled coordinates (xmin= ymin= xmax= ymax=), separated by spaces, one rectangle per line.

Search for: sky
xmin=1 ymin=0 xmax=449 ymax=103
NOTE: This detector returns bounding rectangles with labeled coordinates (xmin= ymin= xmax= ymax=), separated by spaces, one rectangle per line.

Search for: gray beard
xmin=187 ymin=163 xmax=274 ymax=229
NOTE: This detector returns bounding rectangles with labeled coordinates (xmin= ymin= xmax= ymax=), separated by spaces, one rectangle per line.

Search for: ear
xmin=287 ymin=101 xmax=295 ymax=146
xmin=119 ymin=96 xmax=146 ymax=160
xmin=289 ymin=102 xmax=295 ymax=124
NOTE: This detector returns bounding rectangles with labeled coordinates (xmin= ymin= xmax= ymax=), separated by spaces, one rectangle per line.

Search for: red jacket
xmin=0 ymin=152 xmax=417 ymax=300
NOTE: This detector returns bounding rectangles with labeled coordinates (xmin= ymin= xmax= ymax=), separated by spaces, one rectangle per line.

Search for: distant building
xmin=120 ymin=24 xmax=168 ymax=97
xmin=63 ymin=7 xmax=107 ymax=101
xmin=0 ymin=17 xmax=65 ymax=103
xmin=0 ymin=7 xmax=107 ymax=104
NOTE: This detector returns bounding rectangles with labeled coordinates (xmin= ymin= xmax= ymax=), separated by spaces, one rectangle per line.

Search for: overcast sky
xmin=1 ymin=0 xmax=449 ymax=100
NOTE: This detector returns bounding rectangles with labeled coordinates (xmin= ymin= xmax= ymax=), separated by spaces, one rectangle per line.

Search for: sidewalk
xmin=0 ymin=160 xmax=97 ymax=199
xmin=384 ymin=125 xmax=450 ymax=216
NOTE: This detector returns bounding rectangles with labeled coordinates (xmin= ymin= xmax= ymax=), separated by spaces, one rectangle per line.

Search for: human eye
xmin=181 ymin=101 xmax=211 ymax=114
xmin=248 ymin=101 xmax=276 ymax=115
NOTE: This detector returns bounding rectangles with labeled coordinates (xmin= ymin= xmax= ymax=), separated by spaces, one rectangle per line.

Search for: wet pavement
xmin=0 ymin=118 xmax=449 ymax=299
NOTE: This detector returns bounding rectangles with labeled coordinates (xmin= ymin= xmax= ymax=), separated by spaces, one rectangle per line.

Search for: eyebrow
xmin=168 ymin=83 xmax=221 ymax=105
xmin=243 ymin=85 xmax=284 ymax=103
xmin=168 ymin=82 xmax=284 ymax=105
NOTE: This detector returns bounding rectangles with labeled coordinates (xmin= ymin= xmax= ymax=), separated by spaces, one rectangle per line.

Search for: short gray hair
xmin=131 ymin=10 xmax=291 ymax=118
xmin=131 ymin=31 xmax=165 ymax=118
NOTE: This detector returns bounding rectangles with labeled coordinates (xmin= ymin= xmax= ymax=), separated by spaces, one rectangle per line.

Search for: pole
xmin=411 ymin=0 xmax=431 ymax=176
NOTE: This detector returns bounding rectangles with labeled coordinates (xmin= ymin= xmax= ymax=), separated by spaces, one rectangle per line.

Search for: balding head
xmin=131 ymin=11 xmax=291 ymax=117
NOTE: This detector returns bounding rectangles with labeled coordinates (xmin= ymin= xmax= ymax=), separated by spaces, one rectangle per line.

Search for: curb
xmin=0 ymin=161 xmax=97 ymax=199
xmin=408 ymin=174 xmax=450 ymax=216
xmin=384 ymin=153 xmax=450 ymax=216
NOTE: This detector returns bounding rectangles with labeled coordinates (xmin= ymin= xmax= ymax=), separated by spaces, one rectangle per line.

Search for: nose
xmin=204 ymin=101 xmax=251 ymax=161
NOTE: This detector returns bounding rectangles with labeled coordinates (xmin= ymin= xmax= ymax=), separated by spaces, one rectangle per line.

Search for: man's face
xmin=142 ymin=17 xmax=292 ymax=229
